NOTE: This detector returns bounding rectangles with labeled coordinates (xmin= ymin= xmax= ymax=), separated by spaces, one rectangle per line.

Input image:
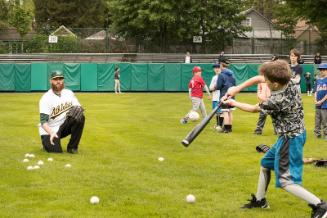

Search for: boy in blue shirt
xmin=314 ymin=63 xmax=327 ymax=139
xmin=224 ymin=60 xmax=327 ymax=218
xmin=216 ymin=57 xmax=236 ymax=133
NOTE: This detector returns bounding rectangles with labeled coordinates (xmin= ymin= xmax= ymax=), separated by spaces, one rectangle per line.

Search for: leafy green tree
xmin=271 ymin=3 xmax=298 ymax=38
xmin=109 ymin=0 xmax=247 ymax=52
xmin=271 ymin=0 xmax=327 ymax=52
xmin=9 ymin=4 xmax=33 ymax=37
xmin=0 ymin=0 xmax=11 ymax=28
xmin=284 ymin=0 xmax=327 ymax=31
xmin=33 ymin=0 xmax=108 ymax=30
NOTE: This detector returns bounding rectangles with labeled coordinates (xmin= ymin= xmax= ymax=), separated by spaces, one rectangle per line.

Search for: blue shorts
xmin=212 ymin=101 xmax=221 ymax=114
xmin=261 ymin=131 xmax=306 ymax=188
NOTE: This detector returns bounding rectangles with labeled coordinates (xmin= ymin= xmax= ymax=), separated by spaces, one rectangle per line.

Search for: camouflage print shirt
xmin=259 ymin=81 xmax=305 ymax=137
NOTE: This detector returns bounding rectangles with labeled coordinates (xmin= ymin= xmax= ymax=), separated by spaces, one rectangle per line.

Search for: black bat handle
xmin=181 ymin=102 xmax=222 ymax=147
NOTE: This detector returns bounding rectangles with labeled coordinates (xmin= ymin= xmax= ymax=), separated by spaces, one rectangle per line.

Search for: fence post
xmin=105 ymin=27 xmax=109 ymax=52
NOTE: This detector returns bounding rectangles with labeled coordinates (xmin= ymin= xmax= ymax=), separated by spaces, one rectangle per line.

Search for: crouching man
xmin=39 ymin=71 xmax=85 ymax=154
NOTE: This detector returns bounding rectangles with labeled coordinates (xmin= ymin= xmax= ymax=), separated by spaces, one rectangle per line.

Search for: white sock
xmin=256 ymin=167 xmax=271 ymax=200
xmin=283 ymin=184 xmax=321 ymax=205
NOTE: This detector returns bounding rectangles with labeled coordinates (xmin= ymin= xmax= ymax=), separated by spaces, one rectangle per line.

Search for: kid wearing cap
xmin=209 ymin=63 xmax=223 ymax=130
xmin=217 ymin=57 xmax=236 ymax=133
xmin=314 ymin=63 xmax=327 ymax=139
xmin=180 ymin=66 xmax=211 ymax=124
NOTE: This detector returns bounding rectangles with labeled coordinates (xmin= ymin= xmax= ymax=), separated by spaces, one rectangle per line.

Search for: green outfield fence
xmin=0 ymin=63 xmax=318 ymax=92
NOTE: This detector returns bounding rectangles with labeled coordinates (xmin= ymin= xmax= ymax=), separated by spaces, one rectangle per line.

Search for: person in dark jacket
xmin=314 ymin=52 xmax=322 ymax=64
xmin=216 ymin=57 xmax=236 ymax=133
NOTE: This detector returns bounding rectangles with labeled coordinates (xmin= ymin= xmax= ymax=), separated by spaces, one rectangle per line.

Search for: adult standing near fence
xmin=184 ymin=51 xmax=192 ymax=63
xmin=114 ymin=65 xmax=122 ymax=94
xmin=218 ymin=51 xmax=225 ymax=63
xmin=38 ymin=71 xmax=85 ymax=154
xmin=314 ymin=52 xmax=322 ymax=64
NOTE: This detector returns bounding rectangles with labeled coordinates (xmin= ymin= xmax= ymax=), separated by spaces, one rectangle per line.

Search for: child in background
xmin=209 ymin=63 xmax=222 ymax=130
xmin=254 ymin=80 xmax=271 ymax=135
xmin=114 ymin=65 xmax=121 ymax=94
xmin=224 ymin=60 xmax=327 ymax=217
xmin=180 ymin=66 xmax=211 ymax=124
xmin=216 ymin=57 xmax=236 ymax=133
xmin=314 ymin=63 xmax=327 ymax=140
xmin=305 ymin=72 xmax=312 ymax=96
xmin=289 ymin=48 xmax=303 ymax=93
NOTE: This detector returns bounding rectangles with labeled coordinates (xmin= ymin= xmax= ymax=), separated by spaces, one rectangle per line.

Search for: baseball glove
xmin=315 ymin=159 xmax=327 ymax=167
xmin=66 ymin=106 xmax=84 ymax=122
xmin=256 ymin=144 xmax=270 ymax=153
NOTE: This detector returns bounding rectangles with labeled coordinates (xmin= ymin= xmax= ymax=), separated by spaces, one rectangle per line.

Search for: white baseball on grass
xmin=37 ymin=160 xmax=44 ymax=165
xmin=64 ymin=164 xmax=72 ymax=168
xmin=22 ymin=159 xmax=29 ymax=163
xmin=25 ymin=153 xmax=30 ymax=158
xmin=189 ymin=111 xmax=200 ymax=121
xmin=28 ymin=154 xmax=35 ymax=158
xmin=33 ymin=165 xmax=40 ymax=170
xmin=158 ymin=157 xmax=165 ymax=162
xmin=47 ymin=157 xmax=54 ymax=162
xmin=90 ymin=196 xmax=100 ymax=204
xmin=27 ymin=166 xmax=34 ymax=170
xmin=186 ymin=194 xmax=196 ymax=203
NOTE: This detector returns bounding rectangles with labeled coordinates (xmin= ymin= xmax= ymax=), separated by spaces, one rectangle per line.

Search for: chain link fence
xmin=0 ymin=27 xmax=326 ymax=55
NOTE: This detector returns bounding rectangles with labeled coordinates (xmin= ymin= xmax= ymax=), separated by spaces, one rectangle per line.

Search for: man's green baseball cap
xmin=50 ymin=71 xmax=64 ymax=79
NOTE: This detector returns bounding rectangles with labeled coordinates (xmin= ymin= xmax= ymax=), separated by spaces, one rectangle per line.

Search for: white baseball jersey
xmin=209 ymin=74 xmax=220 ymax=101
xmin=38 ymin=89 xmax=81 ymax=135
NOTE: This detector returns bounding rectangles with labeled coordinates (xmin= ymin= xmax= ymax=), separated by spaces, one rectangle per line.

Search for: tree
xmin=284 ymin=0 xmax=327 ymax=31
xmin=242 ymin=0 xmax=279 ymax=20
xmin=272 ymin=2 xmax=298 ymax=37
xmin=271 ymin=0 xmax=327 ymax=52
xmin=9 ymin=4 xmax=33 ymax=38
xmin=109 ymin=0 xmax=247 ymax=52
xmin=33 ymin=0 xmax=108 ymax=30
xmin=0 ymin=0 xmax=11 ymax=28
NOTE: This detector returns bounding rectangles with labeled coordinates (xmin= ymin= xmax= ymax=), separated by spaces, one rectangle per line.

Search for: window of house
xmin=245 ymin=17 xmax=252 ymax=27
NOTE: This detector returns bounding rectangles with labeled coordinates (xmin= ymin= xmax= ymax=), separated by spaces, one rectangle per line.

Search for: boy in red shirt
xmin=180 ymin=66 xmax=211 ymax=124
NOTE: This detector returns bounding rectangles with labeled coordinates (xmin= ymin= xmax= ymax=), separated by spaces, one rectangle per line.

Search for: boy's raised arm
xmin=226 ymin=75 xmax=265 ymax=97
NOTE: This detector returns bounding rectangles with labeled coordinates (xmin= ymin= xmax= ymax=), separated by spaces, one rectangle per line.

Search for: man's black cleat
xmin=241 ymin=194 xmax=270 ymax=209
xmin=67 ymin=148 xmax=78 ymax=154
xmin=309 ymin=201 xmax=327 ymax=218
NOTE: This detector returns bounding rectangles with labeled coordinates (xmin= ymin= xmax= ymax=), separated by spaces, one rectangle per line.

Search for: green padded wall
xmin=31 ymin=63 xmax=48 ymax=91
xmin=0 ymin=63 xmax=318 ymax=92
xmin=164 ymin=64 xmax=181 ymax=91
xmin=0 ymin=64 xmax=15 ymax=91
xmin=131 ymin=64 xmax=148 ymax=91
xmin=81 ymin=63 xmax=97 ymax=91
xmin=63 ymin=63 xmax=81 ymax=91
xmin=230 ymin=64 xmax=260 ymax=92
xmin=148 ymin=64 xmax=165 ymax=91
xmin=118 ymin=63 xmax=132 ymax=91
xmin=97 ymin=63 xmax=114 ymax=91
xmin=14 ymin=64 xmax=31 ymax=91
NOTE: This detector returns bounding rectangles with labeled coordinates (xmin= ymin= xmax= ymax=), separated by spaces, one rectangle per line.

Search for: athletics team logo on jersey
xmin=50 ymin=101 xmax=73 ymax=119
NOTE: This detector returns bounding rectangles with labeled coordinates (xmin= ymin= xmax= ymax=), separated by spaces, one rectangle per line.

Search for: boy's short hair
xmin=259 ymin=60 xmax=291 ymax=85
xmin=290 ymin=48 xmax=301 ymax=60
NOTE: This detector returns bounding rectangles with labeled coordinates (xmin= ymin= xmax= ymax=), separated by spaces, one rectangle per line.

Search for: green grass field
xmin=0 ymin=92 xmax=326 ymax=218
